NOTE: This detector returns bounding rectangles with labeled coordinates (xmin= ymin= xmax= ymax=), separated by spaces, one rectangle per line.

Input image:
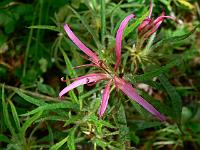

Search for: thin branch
xmin=0 ymin=83 xmax=70 ymax=102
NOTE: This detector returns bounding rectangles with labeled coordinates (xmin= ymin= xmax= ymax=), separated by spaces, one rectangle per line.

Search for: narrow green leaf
xmin=9 ymin=100 xmax=21 ymax=131
xmin=125 ymin=58 xmax=181 ymax=83
xmin=28 ymin=25 xmax=61 ymax=32
xmin=93 ymin=138 xmax=108 ymax=149
xmin=50 ymin=136 xmax=68 ymax=150
xmin=143 ymin=32 xmax=156 ymax=55
xmin=46 ymin=123 xmax=54 ymax=145
xmin=151 ymin=24 xmax=200 ymax=50
xmin=20 ymin=111 xmax=42 ymax=139
xmin=23 ymin=4 xmax=37 ymax=77
xmin=60 ymin=48 xmax=79 ymax=103
xmin=88 ymin=114 xmax=115 ymax=128
xmin=21 ymin=102 xmax=78 ymax=116
xmin=60 ymin=47 xmax=77 ymax=78
xmin=159 ymin=74 xmax=182 ymax=123
xmin=37 ymin=115 xmax=67 ymax=122
xmin=117 ymin=104 xmax=129 ymax=147
xmin=79 ymin=85 xmax=104 ymax=99
xmin=64 ymin=115 xmax=80 ymax=127
xmin=2 ymin=85 xmax=16 ymax=137
xmin=16 ymin=90 xmax=46 ymax=106
xmin=141 ymin=80 xmax=164 ymax=91
xmin=67 ymin=128 xmax=76 ymax=150
xmin=0 ymin=134 xmax=10 ymax=143
xmin=132 ymin=49 xmax=197 ymax=83
xmin=37 ymin=83 xmax=56 ymax=97
xmin=131 ymin=121 xmax=162 ymax=131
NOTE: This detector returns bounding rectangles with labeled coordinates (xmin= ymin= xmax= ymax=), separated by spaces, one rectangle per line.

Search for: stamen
xmin=86 ymin=78 xmax=90 ymax=84
xmin=61 ymin=77 xmax=67 ymax=82
xmin=98 ymin=60 xmax=104 ymax=67
xmin=87 ymin=82 xmax=97 ymax=86
xmin=74 ymin=64 xmax=97 ymax=69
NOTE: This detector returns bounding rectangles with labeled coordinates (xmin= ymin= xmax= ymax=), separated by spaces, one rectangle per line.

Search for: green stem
xmin=101 ymin=0 xmax=106 ymax=45
xmin=35 ymin=0 xmax=43 ymax=61
xmin=23 ymin=7 xmax=37 ymax=76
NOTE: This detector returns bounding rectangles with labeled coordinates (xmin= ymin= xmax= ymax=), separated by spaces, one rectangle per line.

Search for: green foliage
xmin=50 ymin=136 xmax=68 ymax=150
xmin=0 ymin=0 xmax=200 ymax=149
xmin=159 ymin=74 xmax=182 ymax=123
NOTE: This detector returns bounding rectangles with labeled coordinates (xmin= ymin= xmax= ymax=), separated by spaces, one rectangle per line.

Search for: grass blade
xmin=159 ymin=74 xmax=182 ymax=123
xmin=60 ymin=47 xmax=80 ymax=103
xmin=0 ymin=134 xmax=10 ymax=143
xmin=60 ymin=48 xmax=77 ymax=78
xmin=21 ymin=102 xmax=78 ymax=116
xmin=50 ymin=136 xmax=68 ymax=150
xmin=1 ymin=85 xmax=16 ymax=137
xmin=28 ymin=25 xmax=61 ymax=32
xmin=20 ymin=111 xmax=42 ymax=139
xmin=9 ymin=100 xmax=21 ymax=131
xmin=151 ymin=24 xmax=200 ymax=50
xmin=117 ymin=104 xmax=129 ymax=148
xmin=125 ymin=58 xmax=181 ymax=84
xmin=16 ymin=90 xmax=46 ymax=106
xmin=79 ymin=85 xmax=104 ymax=99
xmin=67 ymin=128 xmax=76 ymax=150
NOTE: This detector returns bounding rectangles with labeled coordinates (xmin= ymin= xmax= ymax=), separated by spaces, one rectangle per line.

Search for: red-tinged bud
xmin=138 ymin=0 xmax=153 ymax=32
xmin=138 ymin=8 xmax=175 ymax=39
xmin=138 ymin=18 xmax=151 ymax=32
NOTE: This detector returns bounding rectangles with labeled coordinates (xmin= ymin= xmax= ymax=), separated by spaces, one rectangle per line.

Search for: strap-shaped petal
xmin=59 ymin=73 xmax=108 ymax=97
xmin=64 ymin=24 xmax=100 ymax=64
xmin=99 ymin=80 xmax=112 ymax=118
xmin=148 ymin=0 xmax=153 ymax=19
xmin=114 ymin=76 xmax=166 ymax=121
xmin=114 ymin=14 xmax=135 ymax=71
xmin=154 ymin=16 xmax=175 ymax=25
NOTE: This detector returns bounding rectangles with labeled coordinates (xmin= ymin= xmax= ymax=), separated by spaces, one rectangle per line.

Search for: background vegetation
xmin=0 ymin=0 xmax=200 ymax=149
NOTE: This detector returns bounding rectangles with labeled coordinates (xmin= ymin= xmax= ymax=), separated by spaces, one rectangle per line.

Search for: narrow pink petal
xmin=153 ymin=15 xmax=175 ymax=25
xmin=59 ymin=73 xmax=108 ymax=97
xmin=153 ymin=11 xmax=175 ymax=25
xmin=114 ymin=77 xmax=166 ymax=121
xmin=99 ymin=80 xmax=112 ymax=118
xmin=148 ymin=0 xmax=153 ymax=19
xmin=114 ymin=14 xmax=135 ymax=71
xmin=64 ymin=24 xmax=100 ymax=64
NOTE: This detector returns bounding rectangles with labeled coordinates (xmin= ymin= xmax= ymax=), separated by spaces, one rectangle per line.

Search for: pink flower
xmin=138 ymin=1 xmax=175 ymax=38
xmin=59 ymin=14 xmax=166 ymax=121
